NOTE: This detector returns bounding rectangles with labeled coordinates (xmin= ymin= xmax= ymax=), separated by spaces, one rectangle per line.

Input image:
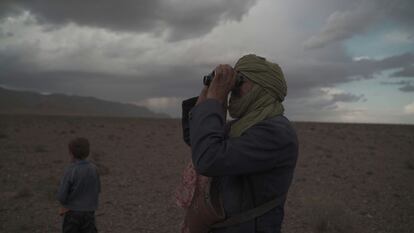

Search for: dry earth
xmin=0 ymin=115 xmax=413 ymax=233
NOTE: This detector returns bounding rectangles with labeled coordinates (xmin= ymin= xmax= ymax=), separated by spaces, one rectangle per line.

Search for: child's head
xmin=68 ymin=137 xmax=90 ymax=160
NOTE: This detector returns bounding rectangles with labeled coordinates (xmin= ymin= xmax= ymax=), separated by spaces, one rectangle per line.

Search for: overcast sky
xmin=0 ymin=0 xmax=413 ymax=123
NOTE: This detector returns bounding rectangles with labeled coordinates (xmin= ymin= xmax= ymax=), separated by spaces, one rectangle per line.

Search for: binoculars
xmin=203 ymin=71 xmax=245 ymax=87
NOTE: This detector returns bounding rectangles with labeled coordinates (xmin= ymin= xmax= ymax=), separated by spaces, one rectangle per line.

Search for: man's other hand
xmin=207 ymin=64 xmax=236 ymax=104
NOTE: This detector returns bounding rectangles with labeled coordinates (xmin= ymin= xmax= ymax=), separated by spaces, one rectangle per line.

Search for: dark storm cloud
xmin=1 ymin=48 xmax=412 ymax=108
xmin=285 ymin=52 xmax=414 ymax=98
xmin=380 ymin=80 xmax=411 ymax=85
xmin=304 ymin=0 xmax=414 ymax=49
xmin=308 ymin=91 xmax=366 ymax=110
xmin=0 ymin=27 xmax=13 ymax=37
xmin=399 ymin=84 xmax=414 ymax=92
xmin=380 ymin=80 xmax=414 ymax=92
xmin=0 ymin=0 xmax=257 ymax=41
xmin=330 ymin=92 xmax=365 ymax=103
xmin=391 ymin=64 xmax=414 ymax=78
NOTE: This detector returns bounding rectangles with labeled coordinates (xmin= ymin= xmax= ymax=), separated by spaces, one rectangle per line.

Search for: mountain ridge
xmin=0 ymin=86 xmax=169 ymax=118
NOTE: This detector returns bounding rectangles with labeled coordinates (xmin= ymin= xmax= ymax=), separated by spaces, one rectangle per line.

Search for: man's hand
xmin=206 ymin=64 xmax=236 ymax=104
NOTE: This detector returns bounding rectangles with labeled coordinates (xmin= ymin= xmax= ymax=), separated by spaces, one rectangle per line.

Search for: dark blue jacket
xmin=184 ymin=98 xmax=298 ymax=233
xmin=57 ymin=160 xmax=101 ymax=211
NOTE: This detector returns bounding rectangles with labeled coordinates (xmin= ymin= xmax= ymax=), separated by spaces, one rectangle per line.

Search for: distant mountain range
xmin=0 ymin=87 xmax=169 ymax=118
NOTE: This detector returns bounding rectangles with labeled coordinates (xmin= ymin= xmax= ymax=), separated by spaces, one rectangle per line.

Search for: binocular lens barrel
xmin=203 ymin=71 xmax=215 ymax=86
xmin=203 ymin=71 xmax=244 ymax=87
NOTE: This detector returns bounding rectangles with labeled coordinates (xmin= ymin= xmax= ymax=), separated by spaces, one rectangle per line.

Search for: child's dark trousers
xmin=63 ymin=211 xmax=97 ymax=233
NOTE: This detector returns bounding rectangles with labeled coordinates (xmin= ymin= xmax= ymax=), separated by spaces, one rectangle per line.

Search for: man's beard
xmin=228 ymin=93 xmax=241 ymax=119
xmin=228 ymin=85 xmax=258 ymax=119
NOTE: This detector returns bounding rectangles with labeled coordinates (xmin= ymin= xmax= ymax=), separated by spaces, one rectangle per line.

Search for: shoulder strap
xmin=210 ymin=195 xmax=285 ymax=229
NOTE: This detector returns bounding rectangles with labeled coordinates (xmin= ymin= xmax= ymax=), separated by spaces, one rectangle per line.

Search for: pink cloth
xmin=175 ymin=162 xmax=196 ymax=208
xmin=175 ymin=161 xmax=210 ymax=232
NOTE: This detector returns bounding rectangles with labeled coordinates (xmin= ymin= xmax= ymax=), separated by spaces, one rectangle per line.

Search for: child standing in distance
xmin=57 ymin=137 xmax=101 ymax=233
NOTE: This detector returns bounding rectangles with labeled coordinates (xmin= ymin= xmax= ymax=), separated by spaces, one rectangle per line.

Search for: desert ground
xmin=0 ymin=115 xmax=413 ymax=233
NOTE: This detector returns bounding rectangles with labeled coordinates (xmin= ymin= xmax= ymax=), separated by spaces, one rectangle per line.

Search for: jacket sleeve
xmin=189 ymin=99 xmax=297 ymax=177
xmin=56 ymin=167 xmax=73 ymax=205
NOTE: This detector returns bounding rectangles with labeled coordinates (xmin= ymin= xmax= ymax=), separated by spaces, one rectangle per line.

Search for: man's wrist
xmin=206 ymin=92 xmax=226 ymax=104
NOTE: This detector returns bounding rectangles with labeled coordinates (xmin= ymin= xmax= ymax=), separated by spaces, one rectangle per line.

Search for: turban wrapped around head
xmin=234 ymin=54 xmax=287 ymax=101
xmin=229 ymin=54 xmax=287 ymax=137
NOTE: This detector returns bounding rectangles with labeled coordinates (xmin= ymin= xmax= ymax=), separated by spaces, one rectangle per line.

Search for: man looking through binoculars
xmin=179 ymin=54 xmax=298 ymax=233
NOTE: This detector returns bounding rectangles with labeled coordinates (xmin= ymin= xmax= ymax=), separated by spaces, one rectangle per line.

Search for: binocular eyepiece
xmin=203 ymin=71 xmax=245 ymax=87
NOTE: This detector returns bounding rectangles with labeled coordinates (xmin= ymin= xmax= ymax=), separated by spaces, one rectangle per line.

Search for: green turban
xmin=235 ymin=54 xmax=287 ymax=101
xmin=228 ymin=54 xmax=287 ymax=137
